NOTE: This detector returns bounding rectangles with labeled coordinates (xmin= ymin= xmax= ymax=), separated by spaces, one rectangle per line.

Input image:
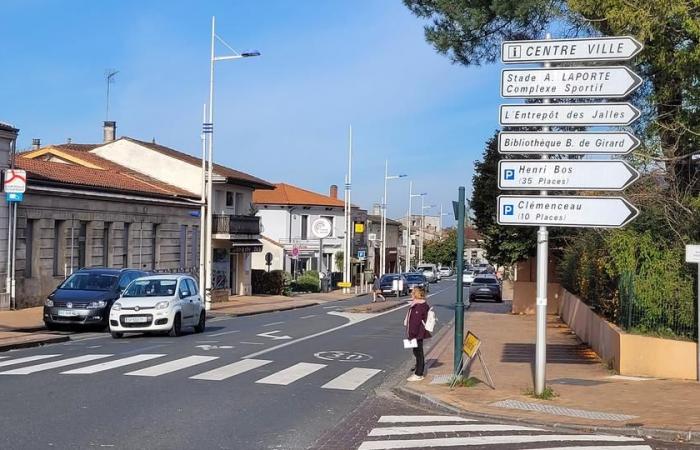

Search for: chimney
xmin=103 ymin=121 xmax=116 ymax=143
xmin=32 ymin=138 xmax=41 ymax=150
xmin=329 ymin=184 xmax=338 ymax=199
xmin=372 ymin=203 xmax=381 ymax=216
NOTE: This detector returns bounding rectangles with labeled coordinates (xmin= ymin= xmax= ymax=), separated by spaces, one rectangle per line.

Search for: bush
xmin=292 ymin=272 xmax=320 ymax=293
xmin=251 ymin=269 xmax=288 ymax=295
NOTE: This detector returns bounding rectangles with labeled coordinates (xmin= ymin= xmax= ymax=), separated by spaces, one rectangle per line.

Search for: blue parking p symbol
xmin=504 ymin=169 xmax=515 ymax=180
xmin=503 ymin=204 xmax=514 ymax=216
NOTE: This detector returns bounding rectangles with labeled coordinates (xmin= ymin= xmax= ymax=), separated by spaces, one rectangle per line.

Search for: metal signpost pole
xmin=406 ymin=181 xmax=412 ymax=272
xmin=454 ymin=187 xmax=466 ymax=373
xmin=535 ymin=36 xmax=551 ymax=397
xmin=381 ymin=160 xmax=388 ymax=276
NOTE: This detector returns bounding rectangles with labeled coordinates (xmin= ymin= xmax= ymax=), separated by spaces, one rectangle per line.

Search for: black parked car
xmin=403 ymin=272 xmax=430 ymax=293
xmin=379 ymin=274 xmax=409 ymax=297
xmin=44 ymin=268 xmax=148 ymax=330
xmin=469 ymin=275 xmax=502 ymax=303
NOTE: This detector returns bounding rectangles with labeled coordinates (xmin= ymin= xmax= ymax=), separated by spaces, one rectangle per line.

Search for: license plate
xmin=124 ymin=316 xmax=148 ymax=323
xmin=57 ymin=309 xmax=78 ymax=317
xmin=479 ymin=288 xmax=491 ymax=292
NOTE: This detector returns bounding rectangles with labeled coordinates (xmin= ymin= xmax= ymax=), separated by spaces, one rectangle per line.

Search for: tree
xmin=404 ymin=0 xmax=700 ymax=194
xmin=423 ymin=229 xmax=458 ymax=266
xmin=470 ymin=132 xmax=538 ymax=266
xmin=334 ymin=251 xmax=344 ymax=272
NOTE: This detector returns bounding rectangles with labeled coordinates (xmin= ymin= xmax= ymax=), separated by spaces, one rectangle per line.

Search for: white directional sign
xmin=498 ymin=160 xmax=640 ymax=191
xmin=502 ymin=36 xmax=643 ymax=63
xmin=500 ymin=103 xmax=640 ymax=126
xmin=501 ymin=67 xmax=642 ymax=99
xmin=497 ymin=195 xmax=639 ymax=228
xmin=498 ymin=131 xmax=640 ymax=155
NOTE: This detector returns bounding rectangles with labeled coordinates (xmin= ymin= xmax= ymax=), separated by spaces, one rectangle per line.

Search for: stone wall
xmin=15 ymin=188 xmax=199 ymax=308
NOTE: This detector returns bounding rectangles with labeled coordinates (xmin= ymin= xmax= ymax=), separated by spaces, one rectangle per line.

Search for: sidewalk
xmin=397 ymin=301 xmax=700 ymax=443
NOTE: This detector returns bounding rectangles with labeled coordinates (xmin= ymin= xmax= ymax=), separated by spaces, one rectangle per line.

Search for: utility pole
xmin=343 ymin=126 xmax=353 ymax=293
xmin=454 ymin=187 xmax=466 ymax=373
xmin=380 ymin=160 xmax=406 ymax=276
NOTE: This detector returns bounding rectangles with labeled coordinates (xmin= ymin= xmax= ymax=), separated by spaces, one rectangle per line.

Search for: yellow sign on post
xmin=337 ymin=282 xmax=352 ymax=288
xmin=462 ymin=331 xmax=481 ymax=359
xmin=354 ymin=223 xmax=364 ymax=233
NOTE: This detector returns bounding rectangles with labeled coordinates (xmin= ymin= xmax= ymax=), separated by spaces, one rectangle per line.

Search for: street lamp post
xmin=380 ymin=160 xmax=406 ymax=276
xmin=420 ymin=202 xmax=436 ymax=264
xmin=406 ymin=182 xmax=426 ymax=271
xmin=204 ymin=16 xmax=260 ymax=311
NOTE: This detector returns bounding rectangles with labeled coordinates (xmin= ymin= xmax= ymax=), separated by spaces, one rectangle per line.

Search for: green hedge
xmin=252 ymin=270 xmax=289 ymax=295
xmin=292 ymin=271 xmax=320 ymax=293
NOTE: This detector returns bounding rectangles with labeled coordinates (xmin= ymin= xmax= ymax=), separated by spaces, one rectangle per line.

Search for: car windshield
xmin=59 ymin=273 xmax=118 ymax=291
xmin=474 ymin=277 xmax=499 ymax=284
xmin=122 ymin=279 xmax=178 ymax=297
xmin=404 ymin=274 xmax=425 ymax=282
xmin=380 ymin=275 xmax=400 ymax=282
xmin=464 ymin=271 xmax=475 ymax=275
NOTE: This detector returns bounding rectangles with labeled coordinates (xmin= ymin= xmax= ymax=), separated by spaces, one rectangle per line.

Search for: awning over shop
xmin=231 ymin=239 xmax=263 ymax=253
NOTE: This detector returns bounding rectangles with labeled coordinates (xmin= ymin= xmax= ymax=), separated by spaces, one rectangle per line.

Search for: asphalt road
xmin=0 ymin=281 xmax=458 ymax=450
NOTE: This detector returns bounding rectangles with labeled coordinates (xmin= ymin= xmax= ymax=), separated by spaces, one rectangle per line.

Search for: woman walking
xmin=404 ymin=286 xmax=430 ymax=381
xmin=372 ymin=275 xmax=385 ymax=303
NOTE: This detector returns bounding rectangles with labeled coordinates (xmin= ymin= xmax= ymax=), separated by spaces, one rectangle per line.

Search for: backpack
xmin=422 ymin=307 xmax=437 ymax=333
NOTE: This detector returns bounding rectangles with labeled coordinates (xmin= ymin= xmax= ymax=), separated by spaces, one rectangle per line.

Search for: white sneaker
xmin=406 ymin=374 xmax=424 ymax=382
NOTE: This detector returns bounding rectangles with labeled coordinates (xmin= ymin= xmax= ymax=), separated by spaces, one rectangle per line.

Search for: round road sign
xmin=311 ymin=218 xmax=332 ymax=239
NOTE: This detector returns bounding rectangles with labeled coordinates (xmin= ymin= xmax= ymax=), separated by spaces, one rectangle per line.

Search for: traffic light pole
xmin=454 ymin=186 xmax=466 ymax=373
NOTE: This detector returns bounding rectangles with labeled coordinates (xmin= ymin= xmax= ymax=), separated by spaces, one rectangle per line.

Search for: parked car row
xmin=44 ymin=268 xmax=204 ymax=338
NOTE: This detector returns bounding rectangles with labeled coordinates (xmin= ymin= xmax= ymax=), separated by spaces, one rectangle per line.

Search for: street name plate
xmin=498 ymin=131 xmax=640 ymax=155
xmin=498 ymin=160 xmax=639 ymax=191
xmin=500 ymin=103 xmax=640 ymax=126
xmin=501 ymin=66 xmax=642 ymax=99
xmin=502 ymin=36 xmax=643 ymax=63
xmin=497 ymin=195 xmax=639 ymax=228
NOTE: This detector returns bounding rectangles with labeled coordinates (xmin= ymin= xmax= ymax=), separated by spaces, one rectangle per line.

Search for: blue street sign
xmin=357 ymin=250 xmax=366 ymax=259
xmin=6 ymin=192 xmax=23 ymax=202
xmin=189 ymin=211 xmax=201 ymax=217
xmin=504 ymin=169 xmax=515 ymax=180
xmin=503 ymin=204 xmax=514 ymax=216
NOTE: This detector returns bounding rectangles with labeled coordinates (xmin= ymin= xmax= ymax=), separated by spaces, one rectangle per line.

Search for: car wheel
xmin=45 ymin=322 xmax=60 ymax=332
xmin=496 ymin=297 xmax=503 ymax=303
xmin=111 ymin=331 xmax=123 ymax=339
xmin=194 ymin=311 xmax=206 ymax=333
xmin=169 ymin=313 xmax=182 ymax=337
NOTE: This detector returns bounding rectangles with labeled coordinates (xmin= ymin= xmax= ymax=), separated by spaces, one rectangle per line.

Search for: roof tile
xmin=253 ymin=183 xmax=345 ymax=207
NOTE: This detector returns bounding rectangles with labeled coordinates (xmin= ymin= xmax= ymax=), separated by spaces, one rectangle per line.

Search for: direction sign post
xmin=500 ymin=103 xmax=641 ymax=126
xmin=501 ymin=66 xmax=642 ymax=99
xmin=502 ymin=36 xmax=643 ymax=63
xmin=497 ymin=195 xmax=639 ymax=228
xmin=498 ymin=131 xmax=640 ymax=155
xmin=686 ymin=245 xmax=700 ymax=381
xmin=499 ymin=160 xmax=640 ymax=191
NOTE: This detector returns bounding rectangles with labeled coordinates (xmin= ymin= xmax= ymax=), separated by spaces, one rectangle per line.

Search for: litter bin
xmin=320 ymin=272 xmax=331 ymax=293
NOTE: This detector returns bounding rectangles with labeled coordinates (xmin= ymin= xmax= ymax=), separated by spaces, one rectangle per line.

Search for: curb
xmin=393 ymin=385 xmax=700 ymax=444
xmin=207 ymin=292 xmax=368 ymax=319
xmin=0 ymin=334 xmax=70 ymax=352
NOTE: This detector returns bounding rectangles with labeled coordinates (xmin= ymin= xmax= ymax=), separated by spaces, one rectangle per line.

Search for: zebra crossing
xmin=0 ymin=352 xmax=382 ymax=391
xmin=356 ymin=415 xmax=653 ymax=449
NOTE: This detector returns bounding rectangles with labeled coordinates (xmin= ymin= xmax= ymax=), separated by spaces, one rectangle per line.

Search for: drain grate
xmin=490 ymin=399 xmax=638 ymax=421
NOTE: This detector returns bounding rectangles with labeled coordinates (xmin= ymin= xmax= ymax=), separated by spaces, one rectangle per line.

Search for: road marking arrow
xmin=256 ymin=330 xmax=292 ymax=340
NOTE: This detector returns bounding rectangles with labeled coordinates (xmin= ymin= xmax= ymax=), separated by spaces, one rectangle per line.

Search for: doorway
xmin=230 ymin=252 xmax=238 ymax=295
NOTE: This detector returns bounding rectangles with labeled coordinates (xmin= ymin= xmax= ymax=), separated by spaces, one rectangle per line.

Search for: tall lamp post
xmin=420 ymin=203 xmax=436 ymax=264
xmin=406 ymin=182 xmax=426 ymax=271
xmin=380 ymin=160 xmax=407 ymax=276
xmin=204 ymin=16 xmax=260 ymax=311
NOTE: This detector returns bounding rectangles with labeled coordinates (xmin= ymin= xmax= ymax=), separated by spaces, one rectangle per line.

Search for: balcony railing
xmin=212 ymin=215 xmax=260 ymax=236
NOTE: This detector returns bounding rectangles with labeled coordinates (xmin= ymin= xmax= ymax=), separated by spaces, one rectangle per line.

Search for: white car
xmin=109 ymin=275 xmax=205 ymax=338
xmin=439 ymin=267 xmax=453 ymax=277
xmin=462 ymin=270 xmax=476 ymax=285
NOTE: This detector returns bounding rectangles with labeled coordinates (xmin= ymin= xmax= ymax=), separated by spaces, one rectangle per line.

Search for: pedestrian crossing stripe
xmin=357 ymin=434 xmax=645 ymax=450
xmin=0 ymin=354 xmax=111 ymax=375
xmin=125 ymin=355 xmax=219 ymax=377
xmin=0 ymin=354 xmax=383 ymax=391
xmin=357 ymin=416 xmax=652 ymax=450
xmin=190 ymin=358 xmax=272 ymax=381
xmin=367 ymin=424 xmax=544 ymax=436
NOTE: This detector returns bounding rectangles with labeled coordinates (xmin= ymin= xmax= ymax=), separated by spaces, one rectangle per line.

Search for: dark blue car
xmin=43 ymin=268 xmax=148 ymax=330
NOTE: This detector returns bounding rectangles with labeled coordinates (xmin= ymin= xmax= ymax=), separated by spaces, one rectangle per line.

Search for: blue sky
xmin=1 ymin=0 xmax=502 ymax=224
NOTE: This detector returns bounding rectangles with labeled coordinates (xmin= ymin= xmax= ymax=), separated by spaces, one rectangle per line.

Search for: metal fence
xmin=617 ymin=271 xmax=697 ymax=340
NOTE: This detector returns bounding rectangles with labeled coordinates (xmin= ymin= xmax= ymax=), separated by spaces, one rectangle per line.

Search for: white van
xmin=416 ymin=264 xmax=439 ymax=283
